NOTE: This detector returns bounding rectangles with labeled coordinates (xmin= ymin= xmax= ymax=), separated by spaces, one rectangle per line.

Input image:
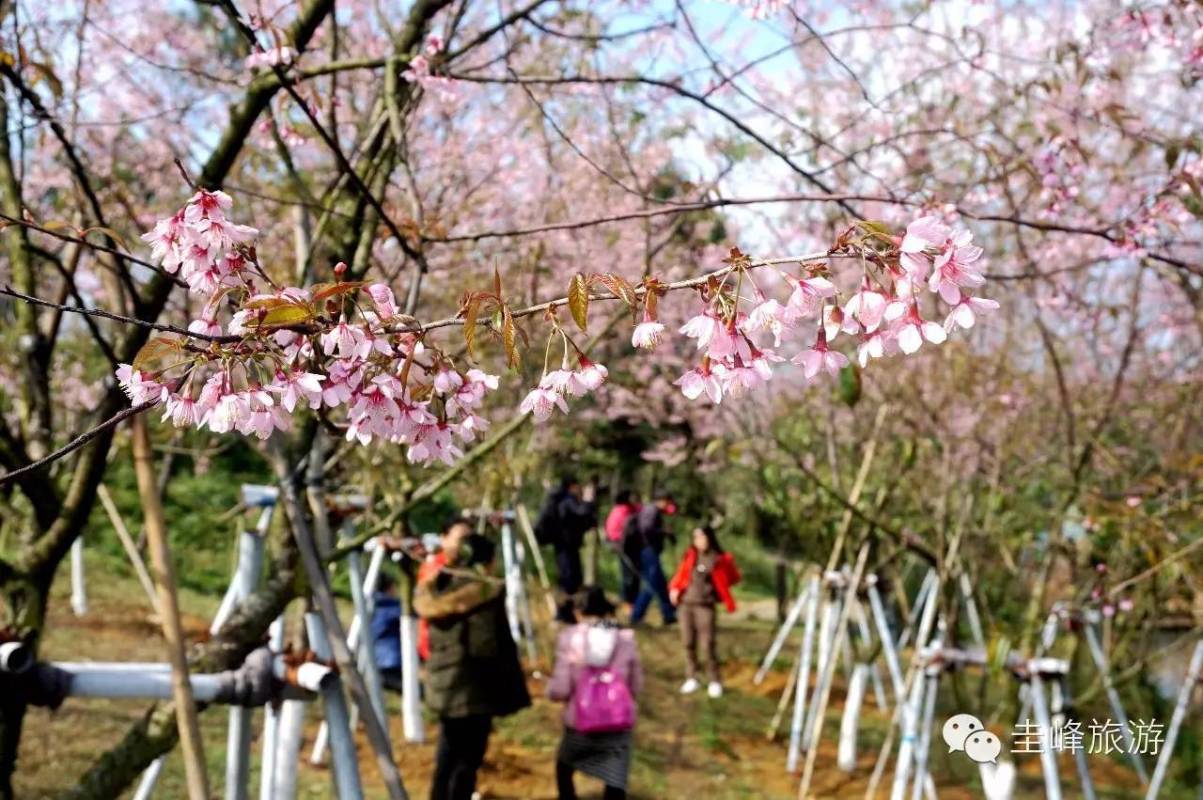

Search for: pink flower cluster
xmin=656 ymin=215 xmax=997 ymax=405
xmin=520 ymin=356 xmax=608 ymax=421
xmin=402 ymin=36 xmax=457 ymax=104
xmin=245 ymin=46 xmax=296 ymax=71
xmin=122 ymin=195 xmax=499 ymax=465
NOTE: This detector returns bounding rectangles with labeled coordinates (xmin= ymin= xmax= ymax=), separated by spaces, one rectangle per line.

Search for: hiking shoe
xmin=680 ymin=678 xmax=700 ymax=695
xmin=707 ymin=681 xmax=724 ymax=698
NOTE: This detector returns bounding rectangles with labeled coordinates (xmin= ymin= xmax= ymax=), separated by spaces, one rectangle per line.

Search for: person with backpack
xmin=415 ymin=520 xmax=532 ymax=800
xmin=369 ymin=570 xmax=404 ymax=692
xmin=668 ymin=526 xmax=741 ymax=698
xmin=626 ymin=490 xmax=677 ymax=626
xmin=603 ymin=490 xmax=641 ymax=604
xmin=547 ymin=586 xmax=642 ymax=800
xmin=534 ymin=475 xmax=598 ymax=605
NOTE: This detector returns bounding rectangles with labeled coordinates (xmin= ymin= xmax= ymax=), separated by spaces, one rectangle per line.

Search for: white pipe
xmin=500 ymin=522 xmax=523 ymax=644
xmin=1055 ymin=677 xmax=1096 ymax=800
xmin=1082 ymin=622 xmax=1149 ymax=783
xmin=889 ymin=656 xmax=927 ymax=800
xmin=958 ymin=572 xmax=985 ymax=649
xmin=755 ymin=587 xmax=807 ymax=684
xmin=1029 ymin=674 xmax=1063 ymax=800
xmin=838 ymin=663 xmax=870 ymax=771
xmin=58 ymin=665 xmax=228 ymax=701
xmin=979 ymin=760 xmax=1016 ymax=800
xmin=400 ymin=614 xmax=425 ymax=743
xmin=313 ymin=543 xmax=383 ymax=764
xmin=259 ymin=616 xmax=285 ymax=800
xmin=224 ymin=532 xmax=265 ymax=800
xmin=786 ymin=579 xmax=818 ymax=772
xmin=272 ymin=698 xmax=307 ymax=800
xmin=131 ymin=758 xmax=165 ymax=800
xmin=70 ymin=536 xmax=87 ymax=617
xmin=305 ymin=613 xmax=363 ymax=799
xmin=0 ymin=642 xmax=33 ymax=674
xmin=868 ymin=583 xmax=907 ymax=705
xmin=898 ymin=571 xmax=936 ymax=650
xmin=1145 ymin=638 xmax=1203 ymax=800
xmin=347 ymin=549 xmax=389 ymax=744
xmin=909 ymin=668 xmax=939 ymax=800
xmin=804 ymin=593 xmax=841 ymax=750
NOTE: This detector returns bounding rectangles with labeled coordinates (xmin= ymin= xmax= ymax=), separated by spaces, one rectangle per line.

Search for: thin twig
xmin=0 ymin=401 xmax=155 ymax=486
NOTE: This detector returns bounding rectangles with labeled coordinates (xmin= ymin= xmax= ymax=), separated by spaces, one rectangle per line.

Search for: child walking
xmin=669 ymin=526 xmax=741 ymax=698
xmin=547 ymin=586 xmax=643 ymax=800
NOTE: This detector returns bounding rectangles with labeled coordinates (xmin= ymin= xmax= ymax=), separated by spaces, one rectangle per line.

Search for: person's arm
xmin=413 ymin=575 xmax=502 ymax=621
xmin=668 ymin=550 xmax=692 ymax=605
xmin=545 ymin=630 xmax=576 ymax=702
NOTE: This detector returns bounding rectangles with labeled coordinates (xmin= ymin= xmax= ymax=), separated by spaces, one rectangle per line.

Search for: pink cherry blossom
xmin=679 ymin=312 xmax=724 ymax=351
xmin=843 ymin=282 xmax=888 ymax=332
xmin=575 ymin=359 xmax=609 ymax=392
xmin=520 ymin=386 xmax=569 ymax=421
xmin=786 ymin=275 xmax=837 ymax=319
xmin=792 ymin=342 xmax=849 ymax=378
xmin=433 ymin=368 xmax=464 ymax=395
xmin=115 ymin=364 xmax=167 ymax=405
xmin=944 ymin=296 xmax=1000 ymax=331
xmin=271 ymin=370 xmax=325 ymax=412
xmin=631 ymin=320 xmax=666 ymax=349
xmin=366 ymin=284 xmax=400 ymax=320
xmin=675 ymin=365 xmax=723 ymax=404
xmin=746 ymin=297 xmax=793 ymax=345
xmin=893 ymin=308 xmax=947 ymax=354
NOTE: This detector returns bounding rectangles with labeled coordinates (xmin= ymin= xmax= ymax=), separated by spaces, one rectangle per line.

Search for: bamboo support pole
xmin=131 ymin=415 xmax=209 ymax=800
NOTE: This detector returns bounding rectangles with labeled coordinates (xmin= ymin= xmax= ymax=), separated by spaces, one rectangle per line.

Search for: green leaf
xmin=244 ymin=303 xmax=314 ymax=329
xmin=838 ymin=362 xmax=861 ymax=408
xmin=568 ymin=273 xmax=589 ymax=331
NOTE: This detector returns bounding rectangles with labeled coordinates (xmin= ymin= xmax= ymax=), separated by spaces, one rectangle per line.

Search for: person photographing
xmin=415 ymin=518 xmax=531 ymax=800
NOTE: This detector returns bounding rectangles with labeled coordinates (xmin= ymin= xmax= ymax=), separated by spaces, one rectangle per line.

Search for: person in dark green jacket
xmin=415 ymin=519 xmax=531 ymax=800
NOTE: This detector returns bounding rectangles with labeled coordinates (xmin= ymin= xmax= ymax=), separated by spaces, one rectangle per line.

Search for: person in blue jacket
xmin=371 ymin=570 xmax=404 ymax=692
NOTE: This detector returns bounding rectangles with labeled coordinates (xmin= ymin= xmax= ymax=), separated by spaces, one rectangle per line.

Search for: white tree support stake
xmin=259 ymin=616 xmax=286 ymax=800
xmin=804 ymin=588 xmax=842 ymax=751
xmin=273 ymin=693 xmax=308 ymax=800
xmin=312 ymin=534 xmax=386 ymax=764
xmin=838 ymin=663 xmax=871 ymax=772
xmin=70 ymin=536 xmax=87 ymax=616
xmin=223 ymin=530 xmax=266 ymax=800
xmin=909 ymin=665 xmax=940 ymax=800
xmin=1082 ymin=620 xmax=1149 ymax=783
xmin=786 ymin=577 xmax=819 ymax=772
xmin=399 ymin=613 xmax=425 ymax=743
xmin=756 ymin=587 xmax=808 ymax=685
xmin=1145 ymin=637 xmax=1203 ymax=800
xmin=347 ymin=547 xmax=389 ymax=744
xmin=1054 ymin=675 xmax=1096 ymax=800
xmin=1028 ymin=673 xmax=1063 ymax=800
xmin=868 ymin=579 xmax=907 ymax=705
xmin=305 ymin=612 xmax=364 ymax=799
xmin=500 ymin=519 xmax=523 ymax=644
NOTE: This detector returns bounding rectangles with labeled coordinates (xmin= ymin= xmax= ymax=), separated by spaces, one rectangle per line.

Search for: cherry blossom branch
xmin=0 ymin=286 xmax=240 ymax=344
xmin=0 ymin=211 xmax=187 ymax=288
xmin=384 ymin=252 xmax=829 ymax=335
xmin=0 ymin=401 xmax=156 ymax=487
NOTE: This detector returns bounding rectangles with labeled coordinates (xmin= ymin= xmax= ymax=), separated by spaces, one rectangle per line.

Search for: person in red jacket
xmin=668 ymin=526 xmax=740 ymax=698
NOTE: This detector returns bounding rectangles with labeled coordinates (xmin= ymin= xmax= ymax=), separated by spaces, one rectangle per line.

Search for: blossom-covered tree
xmin=0 ymin=0 xmax=1200 ymax=796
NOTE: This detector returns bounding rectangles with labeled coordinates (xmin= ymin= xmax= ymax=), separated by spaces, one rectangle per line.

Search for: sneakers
xmin=707 ymin=681 xmax=724 ymax=698
xmin=680 ymin=678 xmax=700 ymax=695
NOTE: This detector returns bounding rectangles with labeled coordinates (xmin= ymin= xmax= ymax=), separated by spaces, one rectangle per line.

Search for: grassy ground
xmin=14 ymin=542 xmax=1159 ymax=799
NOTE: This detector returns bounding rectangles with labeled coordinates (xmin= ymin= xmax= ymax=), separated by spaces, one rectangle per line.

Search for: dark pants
xmin=556 ymin=547 xmax=583 ymax=594
xmin=680 ymin=602 xmax=719 ymax=682
xmin=380 ymin=667 xmax=403 ymax=693
xmin=431 ymin=714 xmax=492 ymax=800
xmin=618 ymin=541 xmax=641 ymax=604
xmin=630 ymin=547 xmax=675 ymax=624
xmin=556 ymin=760 xmax=626 ymax=800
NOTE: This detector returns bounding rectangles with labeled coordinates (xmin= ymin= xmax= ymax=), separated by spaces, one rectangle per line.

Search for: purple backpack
xmin=572 ymin=633 xmax=635 ymax=733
